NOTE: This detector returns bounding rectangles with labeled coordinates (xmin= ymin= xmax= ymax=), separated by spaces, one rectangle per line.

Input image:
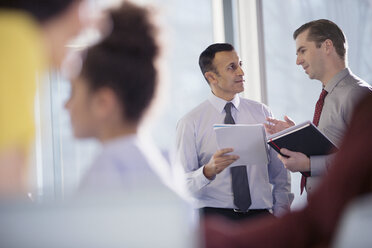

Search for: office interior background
xmin=30 ymin=0 xmax=372 ymax=210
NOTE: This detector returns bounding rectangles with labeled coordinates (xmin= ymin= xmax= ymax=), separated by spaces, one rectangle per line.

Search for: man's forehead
xmin=214 ymin=50 xmax=240 ymax=65
xmin=295 ymin=30 xmax=310 ymax=46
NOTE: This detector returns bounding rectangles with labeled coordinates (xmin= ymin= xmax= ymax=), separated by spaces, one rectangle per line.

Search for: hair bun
xmin=101 ymin=2 xmax=158 ymax=60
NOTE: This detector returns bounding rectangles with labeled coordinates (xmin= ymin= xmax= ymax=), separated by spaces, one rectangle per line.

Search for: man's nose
xmin=237 ymin=65 xmax=244 ymax=76
xmin=296 ymin=55 xmax=303 ymax=65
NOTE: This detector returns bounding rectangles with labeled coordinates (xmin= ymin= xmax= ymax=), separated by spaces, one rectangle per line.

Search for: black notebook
xmin=267 ymin=121 xmax=338 ymax=157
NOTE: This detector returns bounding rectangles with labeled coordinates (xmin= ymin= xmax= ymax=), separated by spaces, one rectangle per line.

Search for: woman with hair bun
xmin=65 ymin=1 xmax=184 ymax=196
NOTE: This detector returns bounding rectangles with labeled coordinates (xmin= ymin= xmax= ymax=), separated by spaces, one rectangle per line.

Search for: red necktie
xmin=300 ymin=89 xmax=328 ymax=194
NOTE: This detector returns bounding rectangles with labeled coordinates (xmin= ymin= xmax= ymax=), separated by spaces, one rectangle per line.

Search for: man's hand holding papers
xmin=214 ymin=124 xmax=269 ymax=168
xmin=203 ymin=148 xmax=239 ymax=179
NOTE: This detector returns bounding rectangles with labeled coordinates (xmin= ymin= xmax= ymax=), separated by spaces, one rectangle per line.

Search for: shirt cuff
xmin=272 ymin=192 xmax=294 ymax=217
xmin=310 ymin=155 xmax=328 ymax=177
xmin=195 ymin=165 xmax=214 ymax=188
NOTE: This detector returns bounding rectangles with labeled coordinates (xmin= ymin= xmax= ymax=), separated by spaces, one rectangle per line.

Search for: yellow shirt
xmin=0 ymin=10 xmax=45 ymax=151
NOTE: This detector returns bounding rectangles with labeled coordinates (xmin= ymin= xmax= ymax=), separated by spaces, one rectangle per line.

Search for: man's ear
xmin=324 ymin=39 xmax=334 ymax=54
xmin=91 ymin=87 xmax=117 ymax=119
xmin=205 ymin=71 xmax=217 ymax=85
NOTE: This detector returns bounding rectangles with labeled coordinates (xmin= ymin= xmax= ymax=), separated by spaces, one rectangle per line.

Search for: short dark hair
xmin=199 ymin=43 xmax=234 ymax=83
xmin=0 ymin=0 xmax=78 ymax=22
xmin=80 ymin=1 xmax=159 ymax=123
xmin=293 ymin=19 xmax=347 ymax=60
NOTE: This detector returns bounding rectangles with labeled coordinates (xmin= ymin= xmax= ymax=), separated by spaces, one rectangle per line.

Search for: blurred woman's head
xmin=65 ymin=1 xmax=161 ymax=141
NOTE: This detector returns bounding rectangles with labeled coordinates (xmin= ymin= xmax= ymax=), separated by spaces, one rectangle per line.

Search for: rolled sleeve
xmin=185 ymin=166 xmax=213 ymax=194
xmin=310 ymin=153 xmax=336 ymax=177
xmin=268 ymin=147 xmax=294 ymax=216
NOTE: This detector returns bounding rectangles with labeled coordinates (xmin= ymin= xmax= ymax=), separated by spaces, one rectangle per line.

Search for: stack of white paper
xmin=213 ymin=124 xmax=269 ymax=166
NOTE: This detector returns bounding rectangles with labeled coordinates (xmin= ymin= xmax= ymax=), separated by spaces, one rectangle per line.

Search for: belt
xmin=200 ymin=207 xmax=272 ymax=221
xmin=233 ymin=208 xmax=266 ymax=213
xmin=202 ymin=207 xmax=269 ymax=214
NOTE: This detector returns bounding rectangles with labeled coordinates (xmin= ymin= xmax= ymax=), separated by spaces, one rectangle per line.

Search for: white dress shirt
xmin=176 ymin=93 xmax=293 ymax=216
xmin=79 ymin=134 xmax=186 ymax=197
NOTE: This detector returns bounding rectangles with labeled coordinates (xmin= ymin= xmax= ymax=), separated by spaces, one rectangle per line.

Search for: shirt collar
xmin=324 ymin=68 xmax=350 ymax=93
xmin=208 ymin=92 xmax=240 ymax=113
xmin=102 ymin=134 xmax=138 ymax=148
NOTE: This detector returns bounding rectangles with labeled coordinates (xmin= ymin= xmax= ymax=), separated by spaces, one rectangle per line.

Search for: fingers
xmin=280 ymin=148 xmax=296 ymax=157
xmin=215 ymin=159 xmax=238 ymax=172
xmin=215 ymin=154 xmax=240 ymax=165
xmin=215 ymin=148 xmax=234 ymax=156
xmin=278 ymin=153 xmax=294 ymax=171
xmin=213 ymin=149 xmax=239 ymax=173
xmin=265 ymin=117 xmax=281 ymax=135
xmin=214 ymin=148 xmax=239 ymax=160
xmin=266 ymin=117 xmax=280 ymax=125
xmin=277 ymin=153 xmax=287 ymax=163
xmin=213 ymin=159 xmax=238 ymax=174
xmin=267 ymin=116 xmax=295 ymax=127
xmin=284 ymin=115 xmax=295 ymax=126
xmin=265 ymin=117 xmax=292 ymax=134
xmin=264 ymin=123 xmax=276 ymax=134
xmin=278 ymin=150 xmax=309 ymax=172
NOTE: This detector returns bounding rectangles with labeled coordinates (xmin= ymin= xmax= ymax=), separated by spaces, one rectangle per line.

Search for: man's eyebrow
xmin=296 ymin=46 xmax=305 ymax=55
xmin=225 ymin=62 xmax=235 ymax=68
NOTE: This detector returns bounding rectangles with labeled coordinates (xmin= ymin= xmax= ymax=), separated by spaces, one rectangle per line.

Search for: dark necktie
xmin=224 ymin=102 xmax=252 ymax=211
xmin=224 ymin=102 xmax=235 ymax=124
xmin=300 ymin=89 xmax=328 ymax=194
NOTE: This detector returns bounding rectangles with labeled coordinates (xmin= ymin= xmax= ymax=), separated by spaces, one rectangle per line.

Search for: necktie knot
xmin=224 ymin=102 xmax=233 ymax=114
xmin=224 ymin=102 xmax=235 ymax=124
xmin=319 ymin=89 xmax=328 ymax=101
xmin=312 ymin=89 xmax=328 ymax=127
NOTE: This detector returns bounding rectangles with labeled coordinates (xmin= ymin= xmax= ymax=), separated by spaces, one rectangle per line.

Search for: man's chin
xmin=235 ymin=87 xmax=244 ymax=94
xmin=305 ymin=70 xmax=315 ymax=79
xmin=235 ymin=82 xmax=244 ymax=89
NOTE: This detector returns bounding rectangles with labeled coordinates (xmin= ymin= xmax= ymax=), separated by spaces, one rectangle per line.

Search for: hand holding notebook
xmin=267 ymin=120 xmax=338 ymax=157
